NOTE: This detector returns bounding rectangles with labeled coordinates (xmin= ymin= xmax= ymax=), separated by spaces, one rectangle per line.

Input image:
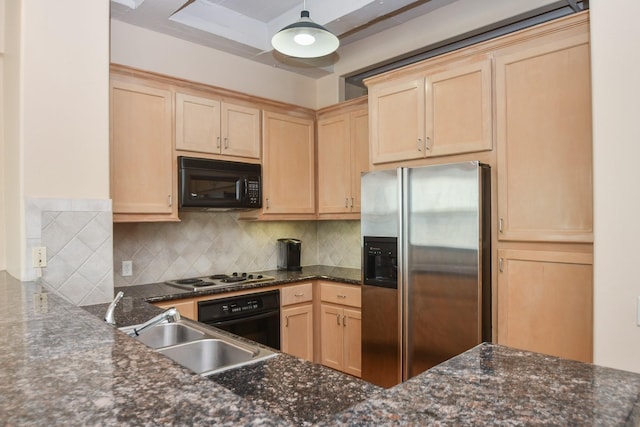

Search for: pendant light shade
xmin=271 ymin=10 xmax=339 ymax=58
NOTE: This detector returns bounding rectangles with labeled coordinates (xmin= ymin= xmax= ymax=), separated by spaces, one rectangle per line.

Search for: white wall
xmin=316 ymin=0 xmax=559 ymax=108
xmin=110 ymin=20 xmax=317 ymax=109
xmin=2 ymin=0 xmax=22 ymax=276
xmin=0 ymin=0 xmax=5 ymax=271
xmin=2 ymin=0 xmax=110 ymax=280
xmin=591 ymin=1 xmax=640 ymax=373
xmin=22 ymin=0 xmax=109 ymax=199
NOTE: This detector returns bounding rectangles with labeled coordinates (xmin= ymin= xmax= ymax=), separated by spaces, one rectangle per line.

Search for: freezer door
xmin=403 ymin=162 xmax=487 ymax=380
xmin=361 ymin=284 xmax=400 ymax=388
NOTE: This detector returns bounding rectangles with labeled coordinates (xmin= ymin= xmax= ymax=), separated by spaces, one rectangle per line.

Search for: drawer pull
xmin=294 ymin=293 xmax=305 ymax=297
xmin=337 ymin=294 xmax=347 ymax=299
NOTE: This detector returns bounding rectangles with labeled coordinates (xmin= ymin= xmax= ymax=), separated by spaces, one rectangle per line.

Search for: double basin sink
xmin=120 ymin=319 xmax=277 ymax=375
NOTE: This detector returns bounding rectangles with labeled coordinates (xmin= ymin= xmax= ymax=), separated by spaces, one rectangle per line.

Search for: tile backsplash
xmin=114 ymin=212 xmax=361 ymax=286
xmin=26 ymin=198 xmax=114 ymax=306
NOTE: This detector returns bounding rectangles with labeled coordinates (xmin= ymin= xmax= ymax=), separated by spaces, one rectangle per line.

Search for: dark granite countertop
xmin=110 ymin=265 xmax=362 ymax=305
xmin=3 ymin=269 xmax=640 ymax=426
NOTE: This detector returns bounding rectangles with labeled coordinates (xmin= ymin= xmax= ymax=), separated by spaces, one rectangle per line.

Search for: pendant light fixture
xmin=271 ymin=1 xmax=339 ymax=58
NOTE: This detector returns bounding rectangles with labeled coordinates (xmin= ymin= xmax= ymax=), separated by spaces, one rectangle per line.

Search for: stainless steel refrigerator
xmin=361 ymin=161 xmax=491 ymax=388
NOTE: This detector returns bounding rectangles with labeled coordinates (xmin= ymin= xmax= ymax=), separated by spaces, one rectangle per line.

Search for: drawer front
xmin=319 ymin=282 xmax=361 ymax=308
xmin=281 ymin=282 xmax=313 ymax=306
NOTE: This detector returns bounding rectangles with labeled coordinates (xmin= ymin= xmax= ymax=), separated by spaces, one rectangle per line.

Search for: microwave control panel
xmin=247 ymin=179 xmax=261 ymax=206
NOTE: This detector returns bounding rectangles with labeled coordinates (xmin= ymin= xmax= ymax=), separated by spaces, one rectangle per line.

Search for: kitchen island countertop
xmin=3 ymin=270 xmax=640 ymax=426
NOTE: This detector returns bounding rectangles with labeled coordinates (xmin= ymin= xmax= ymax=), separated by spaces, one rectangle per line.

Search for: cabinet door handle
xmin=350 ymin=197 xmax=354 ymax=208
xmin=224 ymin=137 xmax=229 ymax=149
xmin=343 ymin=315 xmax=347 ymax=327
xmin=417 ymin=138 xmax=423 ymax=152
xmin=266 ymin=198 xmax=270 ymax=209
xmin=336 ymin=314 xmax=341 ymax=325
xmin=216 ymin=136 xmax=221 ymax=149
xmin=168 ymin=195 xmax=172 ymax=207
xmin=499 ymin=258 xmax=504 ymax=273
xmin=425 ymin=137 xmax=431 ymax=151
xmin=499 ymin=218 xmax=504 ymax=233
xmin=345 ymin=198 xmax=349 ymax=208
xmin=285 ymin=315 xmax=289 ymax=327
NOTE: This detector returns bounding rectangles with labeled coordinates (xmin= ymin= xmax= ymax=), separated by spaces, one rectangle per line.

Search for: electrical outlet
xmin=122 ymin=260 xmax=133 ymax=277
xmin=32 ymin=247 xmax=47 ymax=268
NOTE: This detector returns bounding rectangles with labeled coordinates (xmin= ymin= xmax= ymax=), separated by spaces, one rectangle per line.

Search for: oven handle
xmin=204 ymin=309 xmax=280 ymax=327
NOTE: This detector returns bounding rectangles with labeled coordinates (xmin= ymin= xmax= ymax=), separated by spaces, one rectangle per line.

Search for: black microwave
xmin=178 ymin=156 xmax=262 ymax=210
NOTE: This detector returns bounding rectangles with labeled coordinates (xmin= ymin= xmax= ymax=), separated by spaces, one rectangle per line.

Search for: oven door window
xmin=211 ymin=311 xmax=280 ymax=350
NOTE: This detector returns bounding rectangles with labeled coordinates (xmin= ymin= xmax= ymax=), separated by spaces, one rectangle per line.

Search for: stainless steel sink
xmin=119 ymin=318 xmax=277 ymax=375
xmin=158 ymin=339 xmax=256 ymax=375
xmin=130 ymin=323 xmax=206 ymax=349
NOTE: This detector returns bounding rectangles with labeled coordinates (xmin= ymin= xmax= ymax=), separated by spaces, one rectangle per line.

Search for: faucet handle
xmin=105 ymin=291 xmax=124 ymax=325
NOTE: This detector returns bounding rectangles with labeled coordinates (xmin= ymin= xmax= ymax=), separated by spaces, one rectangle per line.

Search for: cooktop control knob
xmin=248 ymin=274 xmax=254 ymax=279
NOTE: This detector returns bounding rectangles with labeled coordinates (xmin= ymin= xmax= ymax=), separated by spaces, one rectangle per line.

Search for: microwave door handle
xmin=244 ymin=179 xmax=248 ymax=196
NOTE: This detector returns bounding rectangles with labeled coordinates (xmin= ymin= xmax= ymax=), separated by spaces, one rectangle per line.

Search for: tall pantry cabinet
xmin=494 ymin=16 xmax=593 ymax=363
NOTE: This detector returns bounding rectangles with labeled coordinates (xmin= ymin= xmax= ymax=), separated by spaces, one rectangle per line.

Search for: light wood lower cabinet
xmin=153 ymin=300 xmax=197 ymax=321
xmin=319 ymin=282 xmax=361 ymax=377
xmin=281 ymin=283 xmax=314 ymax=361
xmin=496 ymin=249 xmax=593 ymax=363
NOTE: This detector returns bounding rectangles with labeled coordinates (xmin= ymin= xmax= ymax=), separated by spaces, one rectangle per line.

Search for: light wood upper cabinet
xmin=497 ymin=249 xmax=593 ymax=363
xmin=261 ymin=111 xmax=315 ymax=216
xmin=110 ymin=78 xmax=177 ymax=222
xmin=317 ymin=105 xmax=369 ymax=216
xmin=369 ymin=78 xmax=425 ymax=164
xmin=176 ymin=92 xmax=260 ymax=160
xmin=368 ymin=57 xmax=492 ymax=164
xmin=425 ymin=59 xmax=493 ymax=157
xmin=496 ymin=34 xmax=593 ymax=242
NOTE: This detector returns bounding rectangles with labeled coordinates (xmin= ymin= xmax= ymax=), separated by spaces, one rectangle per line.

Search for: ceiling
xmin=110 ymin=0 xmax=459 ymax=78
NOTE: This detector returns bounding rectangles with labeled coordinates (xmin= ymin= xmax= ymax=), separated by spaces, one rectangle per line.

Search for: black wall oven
xmin=198 ymin=290 xmax=280 ymax=350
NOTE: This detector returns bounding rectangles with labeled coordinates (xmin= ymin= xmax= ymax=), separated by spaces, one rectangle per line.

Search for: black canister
xmin=277 ymin=238 xmax=302 ymax=271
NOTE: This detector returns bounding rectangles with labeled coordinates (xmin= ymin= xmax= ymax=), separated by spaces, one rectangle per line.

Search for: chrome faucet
xmin=105 ymin=291 xmax=124 ymax=325
xmin=127 ymin=307 xmax=181 ymax=337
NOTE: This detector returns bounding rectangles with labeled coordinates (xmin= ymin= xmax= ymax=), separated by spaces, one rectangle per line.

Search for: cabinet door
xmin=154 ymin=300 xmax=197 ymax=321
xmin=496 ymin=35 xmax=593 ymax=242
xmin=497 ymin=249 xmax=593 ymax=363
xmin=317 ymin=114 xmax=351 ymax=214
xmin=262 ymin=111 xmax=315 ymax=215
xmin=369 ymin=78 xmax=425 ymax=164
xmin=350 ymin=109 xmax=369 ymax=213
xmin=281 ymin=304 xmax=314 ymax=362
xmin=342 ymin=307 xmax=362 ymax=377
xmin=222 ymin=102 xmax=261 ymax=159
xmin=425 ymin=58 xmax=492 ymax=157
xmin=110 ymin=80 xmax=176 ymax=220
xmin=320 ymin=304 xmax=344 ymax=371
xmin=175 ymin=92 xmax=221 ymax=154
